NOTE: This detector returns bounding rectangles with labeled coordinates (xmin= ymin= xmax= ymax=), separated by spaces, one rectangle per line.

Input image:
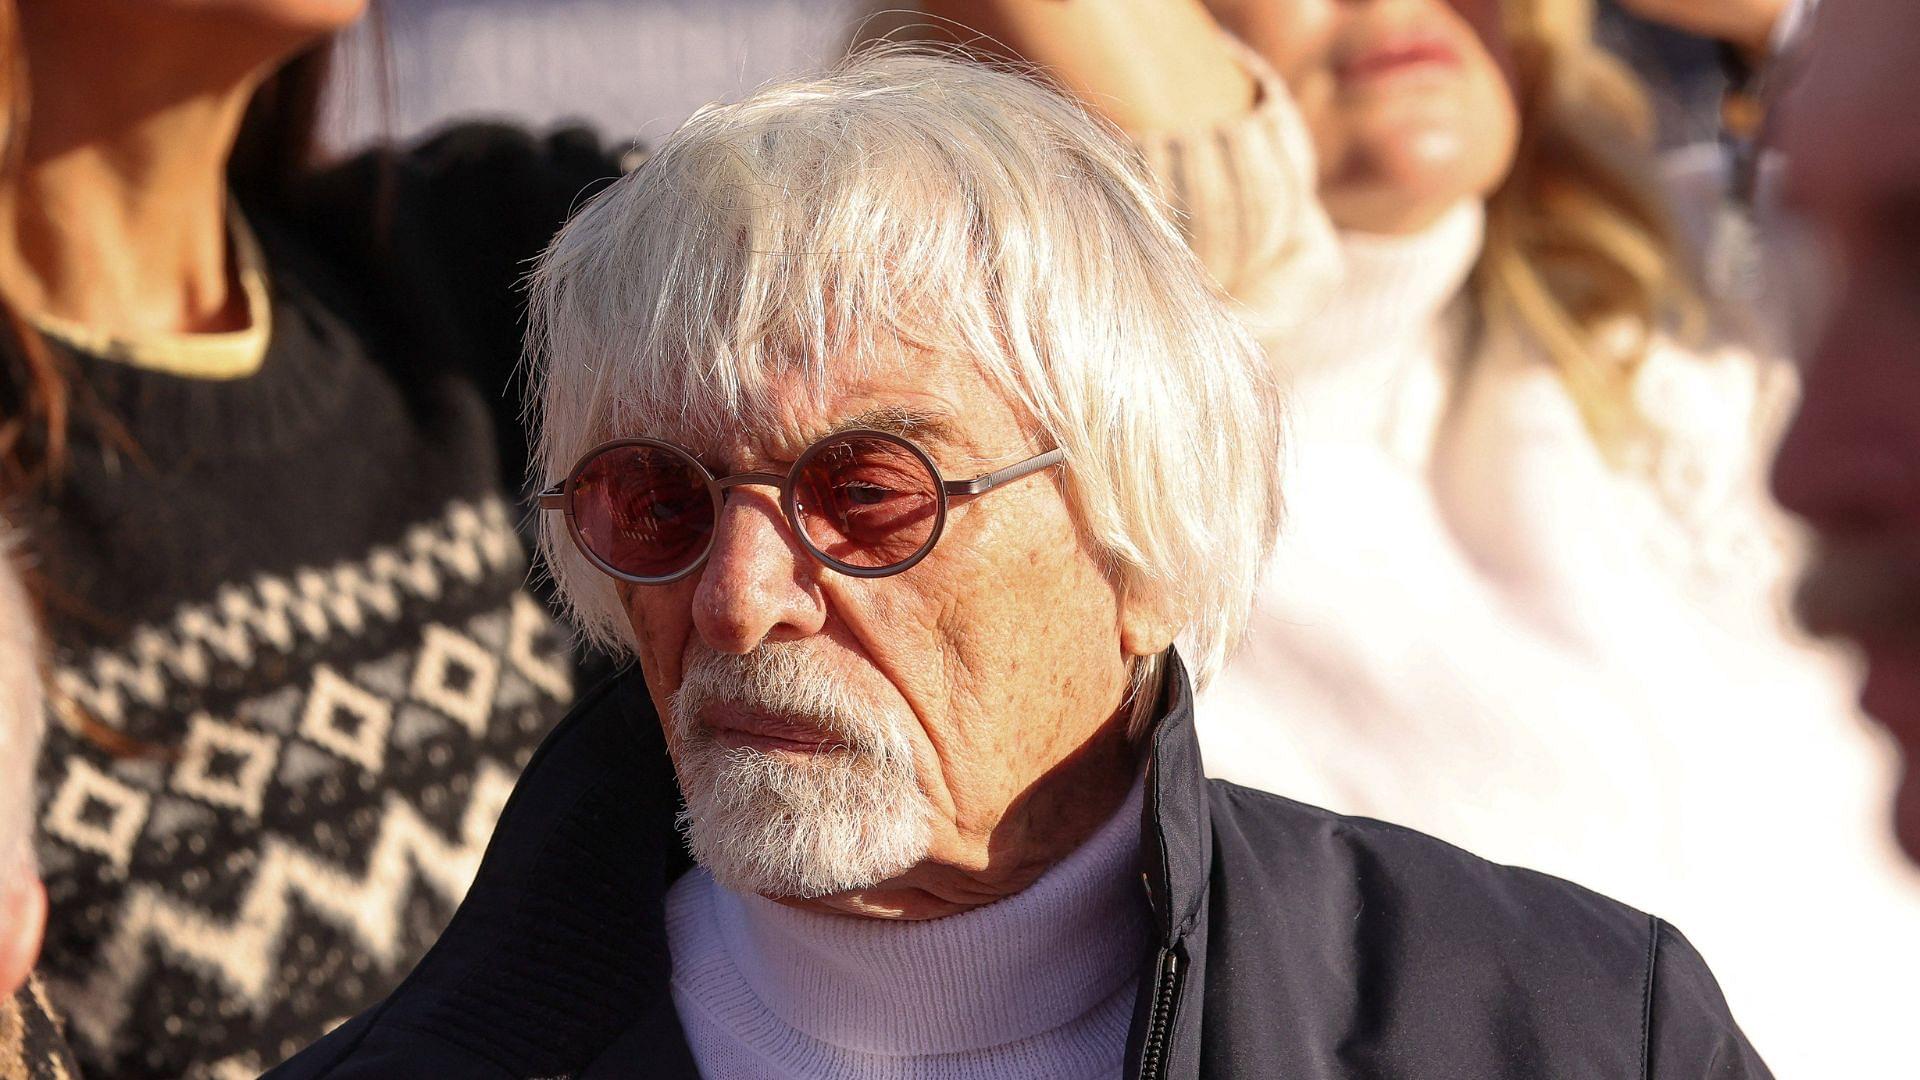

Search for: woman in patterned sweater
xmin=0 ymin=2 xmax=622 ymax=1074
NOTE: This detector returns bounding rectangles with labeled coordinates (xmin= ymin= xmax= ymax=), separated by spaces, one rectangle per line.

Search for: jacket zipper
xmin=1140 ymin=947 xmax=1183 ymax=1080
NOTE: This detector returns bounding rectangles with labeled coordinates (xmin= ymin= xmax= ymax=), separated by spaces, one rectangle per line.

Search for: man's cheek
xmin=622 ymin=592 xmax=689 ymax=685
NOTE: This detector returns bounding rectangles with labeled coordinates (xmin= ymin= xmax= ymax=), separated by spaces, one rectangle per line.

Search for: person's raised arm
xmin=920 ymin=0 xmax=1254 ymax=132
xmin=1614 ymin=0 xmax=1801 ymax=66
xmin=920 ymin=0 xmax=1338 ymax=337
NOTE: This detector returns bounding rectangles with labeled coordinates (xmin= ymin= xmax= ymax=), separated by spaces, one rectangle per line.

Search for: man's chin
xmin=676 ymin=750 xmax=932 ymax=899
xmin=691 ymin=818 xmax=928 ymax=901
xmin=1897 ymin=762 xmax=1920 ymax=869
xmin=1858 ymin=642 xmax=1920 ymax=866
xmin=1859 ymin=641 xmax=1920 ymax=749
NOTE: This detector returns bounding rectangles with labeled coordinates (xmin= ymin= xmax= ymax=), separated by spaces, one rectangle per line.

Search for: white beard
xmin=669 ymin=644 xmax=932 ymax=898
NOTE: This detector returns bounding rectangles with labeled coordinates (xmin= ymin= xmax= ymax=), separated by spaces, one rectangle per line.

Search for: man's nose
xmin=1771 ymin=298 xmax=1920 ymax=535
xmin=690 ymin=489 xmax=828 ymax=654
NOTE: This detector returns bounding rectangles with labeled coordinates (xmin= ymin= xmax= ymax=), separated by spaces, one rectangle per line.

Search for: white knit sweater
xmin=1138 ymin=57 xmax=1920 ymax=1080
xmin=662 ymin=773 xmax=1148 ymax=1079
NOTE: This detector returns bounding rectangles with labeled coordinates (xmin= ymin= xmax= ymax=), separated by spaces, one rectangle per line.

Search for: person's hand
xmin=1612 ymin=0 xmax=1793 ymax=59
xmin=920 ymin=0 xmax=1256 ymax=132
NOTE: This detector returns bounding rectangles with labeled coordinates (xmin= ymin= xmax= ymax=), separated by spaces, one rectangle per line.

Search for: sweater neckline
xmin=35 ymin=235 xmax=364 ymax=464
xmin=682 ymin=767 xmax=1150 ymax=1057
xmin=30 ymin=207 xmax=273 ymax=381
xmin=1286 ymin=199 xmax=1485 ymax=377
xmin=1275 ymin=200 xmax=1486 ymax=466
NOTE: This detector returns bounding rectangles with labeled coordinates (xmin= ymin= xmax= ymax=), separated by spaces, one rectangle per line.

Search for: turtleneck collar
xmin=1287 ymin=199 xmax=1485 ymax=373
xmin=668 ymin=766 xmax=1150 ymax=1058
xmin=29 ymin=206 xmax=273 ymax=380
xmin=1276 ymin=200 xmax=1487 ymax=465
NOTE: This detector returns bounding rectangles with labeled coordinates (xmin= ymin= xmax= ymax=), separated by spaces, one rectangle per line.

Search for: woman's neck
xmin=0 ymin=10 xmax=285 ymax=336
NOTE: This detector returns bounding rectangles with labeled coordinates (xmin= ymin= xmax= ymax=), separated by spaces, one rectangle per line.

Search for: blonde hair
xmin=1478 ymin=0 xmax=1704 ymax=454
xmin=528 ymin=50 xmax=1284 ymax=725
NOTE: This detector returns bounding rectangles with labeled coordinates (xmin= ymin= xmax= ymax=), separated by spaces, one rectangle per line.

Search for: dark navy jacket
xmin=268 ymin=655 xmax=1770 ymax=1078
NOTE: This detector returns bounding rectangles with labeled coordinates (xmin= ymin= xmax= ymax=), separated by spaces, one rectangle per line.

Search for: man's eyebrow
xmin=826 ymin=407 xmax=973 ymax=452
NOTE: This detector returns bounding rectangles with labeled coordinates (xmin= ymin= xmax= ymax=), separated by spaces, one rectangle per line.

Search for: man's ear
xmin=0 ymin=867 xmax=46 ymax=999
xmin=1118 ymin=588 xmax=1179 ymax=660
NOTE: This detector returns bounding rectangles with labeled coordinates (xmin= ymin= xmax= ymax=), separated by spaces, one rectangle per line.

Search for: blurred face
xmin=1206 ymin=0 xmax=1521 ymax=234
xmin=23 ymin=0 xmax=366 ymax=63
xmin=1771 ymin=0 xmax=1920 ymax=864
xmin=1 ymin=682 xmax=44 ymax=1000
xmin=0 ymin=856 xmax=44 ymax=999
xmin=616 ymin=344 xmax=1164 ymax=902
xmin=52 ymin=0 xmax=367 ymax=32
xmin=0 ymin=573 xmax=44 ymax=999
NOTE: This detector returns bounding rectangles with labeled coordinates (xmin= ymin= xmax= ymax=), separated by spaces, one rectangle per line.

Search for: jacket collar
xmin=306 ymin=650 xmax=1215 ymax=1077
xmin=1139 ymin=650 xmax=1213 ymax=943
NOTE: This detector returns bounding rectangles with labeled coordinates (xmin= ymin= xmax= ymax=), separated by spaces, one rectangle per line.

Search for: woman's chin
xmin=1319 ymin=167 xmax=1482 ymax=236
xmin=173 ymin=0 xmax=370 ymax=38
xmin=1316 ymin=94 xmax=1515 ymax=234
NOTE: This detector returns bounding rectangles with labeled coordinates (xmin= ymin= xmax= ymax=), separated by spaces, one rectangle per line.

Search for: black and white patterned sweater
xmin=14 ymin=125 xmax=623 ymax=1078
xmin=2 ymin=976 xmax=82 ymax=1079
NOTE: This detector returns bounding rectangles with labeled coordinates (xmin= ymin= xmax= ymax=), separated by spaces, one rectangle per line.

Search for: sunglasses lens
xmin=793 ymin=435 xmax=941 ymax=571
xmin=569 ymin=444 xmax=714 ymax=580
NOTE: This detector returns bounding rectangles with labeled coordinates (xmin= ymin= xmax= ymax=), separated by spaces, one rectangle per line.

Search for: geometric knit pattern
xmin=52 ymin=497 xmax=542 ymax=729
xmin=1 ymin=976 xmax=81 ymax=1080
xmin=33 ymin=496 xmax=576 ymax=1079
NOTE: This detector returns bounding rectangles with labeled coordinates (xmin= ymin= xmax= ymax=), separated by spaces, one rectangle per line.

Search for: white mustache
xmin=670 ymin=644 xmax=900 ymax=758
xmin=666 ymin=644 xmax=932 ymax=896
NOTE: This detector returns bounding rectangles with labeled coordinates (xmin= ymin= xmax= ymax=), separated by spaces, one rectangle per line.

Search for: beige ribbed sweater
xmin=1138 ymin=55 xmax=1920 ymax=1080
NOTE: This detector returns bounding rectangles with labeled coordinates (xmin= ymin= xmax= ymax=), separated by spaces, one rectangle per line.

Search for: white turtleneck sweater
xmin=662 ymin=772 xmax=1149 ymax=1079
xmin=1136 ymin=56 xmax=1920 ymax=1080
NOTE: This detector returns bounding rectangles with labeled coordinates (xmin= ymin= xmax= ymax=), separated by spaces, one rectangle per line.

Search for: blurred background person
xmin=314 ymin=0 xmax=1773 ymax=166
xmin=0 ymin=17 xmax=70 ymax=1070
xmin=1601 ymin=0 xmax=1820 ymax=147
xmin=921 ymin=0 xmax=1917 ymax=1075
xmin=1771 ymin=0 xmax=1920 ymax=869
xmin=0 ymin=1 xmax=623 ymax=1075
xmin=0 ymin=527 xmax=78 ymax=1080
xmin=1595 ymin=0 xmax=1728 ymax=149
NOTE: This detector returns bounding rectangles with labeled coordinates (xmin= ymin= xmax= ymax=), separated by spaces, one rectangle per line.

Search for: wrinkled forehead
xmin=602 ymin=215 xmax=1031 ymax=460
xmin=617 ymin=341 xmax=1006 ymax=466
xmin=1781 ymin=0 xmax=1920 ymax=203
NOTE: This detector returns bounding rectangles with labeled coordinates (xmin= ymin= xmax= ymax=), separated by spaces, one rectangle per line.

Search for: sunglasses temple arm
xmin=536 ymin=485 xmax=566 ymax=511
xmin=944 ymin=447 xmax=1066 ymax=497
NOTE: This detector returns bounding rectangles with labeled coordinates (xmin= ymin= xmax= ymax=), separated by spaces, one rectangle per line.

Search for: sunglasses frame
xmin=538 ymin=428 xmax=1066 ymax=585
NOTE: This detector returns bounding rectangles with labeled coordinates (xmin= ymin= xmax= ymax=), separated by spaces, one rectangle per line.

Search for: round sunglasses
xmin=538 ymin=429 xmax=1066 ymax=584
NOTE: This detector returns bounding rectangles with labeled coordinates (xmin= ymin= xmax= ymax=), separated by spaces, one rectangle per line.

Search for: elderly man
xmin=1772 ymin=0 xmax=1920 ymax=867
xmin=272 ymin=54 xmax=1765 ymax=1079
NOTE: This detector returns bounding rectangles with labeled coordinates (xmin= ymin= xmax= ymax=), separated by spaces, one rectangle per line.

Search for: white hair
xmin=529 ymin=50 xmax=1283 ymax=721
xmin=0 ymin=534 xmax=43 ymax=892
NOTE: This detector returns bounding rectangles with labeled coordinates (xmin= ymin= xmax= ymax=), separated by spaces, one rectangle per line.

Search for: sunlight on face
xmin=668 ymin=643 xmax=933 ymax=898
xmin=1208 ymin=0 xmax=1521 ymax=234
xmin=1771 ymin=0 xmax=1920 ymax=863
xmin=619 ymin=346 xmax=1139 ymax=901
